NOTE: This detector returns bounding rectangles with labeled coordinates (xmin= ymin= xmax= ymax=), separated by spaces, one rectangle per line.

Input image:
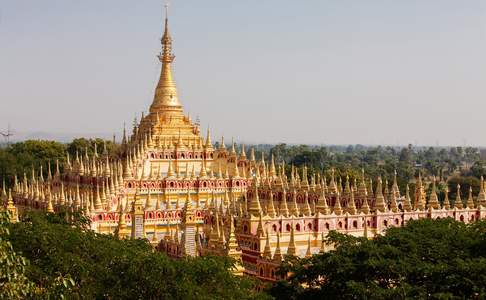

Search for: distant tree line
xmin=0 ymin=138 xmax=118 ymax=187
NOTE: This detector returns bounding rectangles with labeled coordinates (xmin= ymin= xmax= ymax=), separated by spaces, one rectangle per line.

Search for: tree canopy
xmin=270 ymin=218 xmax=486 ymax=300
xmin=7 ymin=211 xmax=269 ymax=300
xmin=0 ymin=138 xmax=118 ymax=187
xmin=0 ymin=211 xmax=35 ymax=299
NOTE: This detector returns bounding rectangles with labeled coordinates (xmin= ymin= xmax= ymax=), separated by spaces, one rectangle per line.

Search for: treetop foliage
xmin=7 ymin=211 xmax=269 ymax=300
xmin=270 ymin=218 xmax=486 ymax=300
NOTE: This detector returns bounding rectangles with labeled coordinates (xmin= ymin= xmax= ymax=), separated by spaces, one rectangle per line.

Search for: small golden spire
xmin=94 ymin=184 xmax=102 ymax=210
xmin=46 ymin=188 xmax=54 ymax=213
xmin=116 ymin=207 xmax=126 ymax=239
xmin=230 ymin=139 xmax=236 ymax=154
xmin=267 ymin=191 xmax=277 ymax=218
xmin=478 ymin=176 xmax=486 ymax=207
xmin=428 ymin=177 xmax=440 ymax=210
xmin=151 ymin=223 xmax=158 ymax=244
xmin=403 ymin=184 xmax=412 ymax=212
xmin=373 ymin=177 xmax=387 ymax=212
xmin=361 ymin=197 xmax=370 ymax=214
xmin=256 ymin=215 xmax=264 ymax=238
xmin=455 ymin=184 xmax=463 ymax=209
xmin=346 ymin=187 xmax=357 ymax=215
xmin=263 ymin=230 xmax=272 ymax=259
xmin=1 ymin=180 xmax=7 ymax=204
xmin=269 ymin=154 xmax=276 ymax=178
xmin=289 ymin=189 xmax=300 ymax=217
xmin=240 ymin=144 xmax=246 ymax=160
xmin=273 ymin=231 xmax=283 ymax=262
xmin=303 ymin=191 xmax=312 ymax=216
xmin=6 ymin=188 xmax=18 ymax=223
xmin=199 ymin=159 xmax=207 ymax=178
xmin=220 ymin=136 xmax=226 ymax=150
xmin=279 ymin=189 xmax=289 ymax=217
xmin=248 ymin=179 xmax=262 ymax=216
xmin=320 ymin=232 xmax=326 ymax=252
xmin=232 ymin=156 xmax=240 ymax=178
xmin=466 ymin=186 xmax=475 ymax=209
xmin=205 ymin=127 xmax=213 ymax=149
xmin=305 ymin=236 xmax=312 ymax=258
xmin=333 ymin=192 xmax=342 ymax=215
xmin=145 ymin=189 xmax=152 ymax=210
xmin=167 ymin=158 xmax=175 ymax=178
xmin=316 ymin=188 xmax=330 ymax=215
xmin=287 ymin=220 xmax=297 ymax=256
xmin=392 ymin=170 xmax=400 ymax=198
xmin=443 ymin=185 xmax=451 ymax=210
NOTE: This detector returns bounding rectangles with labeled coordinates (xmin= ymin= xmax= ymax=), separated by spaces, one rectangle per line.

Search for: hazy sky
xmin=1 ymin=0 xmax=486 ymax=146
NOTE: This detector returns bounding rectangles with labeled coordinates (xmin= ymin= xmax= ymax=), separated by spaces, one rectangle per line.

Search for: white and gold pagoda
xmin=7 ymin=7 xmax=486 ymax=281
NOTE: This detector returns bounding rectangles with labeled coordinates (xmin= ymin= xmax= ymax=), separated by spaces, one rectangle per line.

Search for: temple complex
xmin=4 ymin=8 xmax=486 ymax=282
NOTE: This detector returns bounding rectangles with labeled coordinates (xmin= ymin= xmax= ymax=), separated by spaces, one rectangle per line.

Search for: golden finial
xmin=160 ymin=2 xmax=174 ymax=64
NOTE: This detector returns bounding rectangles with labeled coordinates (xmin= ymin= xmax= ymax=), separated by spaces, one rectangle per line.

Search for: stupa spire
xmin=149 ymin=3 xmax=183 ymax=116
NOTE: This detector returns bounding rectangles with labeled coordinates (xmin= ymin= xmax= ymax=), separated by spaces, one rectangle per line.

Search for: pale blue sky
xmin=1 ymin=0 xmax=486 ymax=146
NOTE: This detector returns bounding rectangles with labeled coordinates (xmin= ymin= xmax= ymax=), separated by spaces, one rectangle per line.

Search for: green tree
xmin=0 ymin=211 xmax=34 ymax=299
xmin=271 ymin=218 xmax=486 ymax=300
xmin=0 ymin=140 xmax=66 ymax=187
xmin=66 ymin=138 xmax=119 ymax=158
xmin=8 ymin=211 xmax=269 ymax=299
